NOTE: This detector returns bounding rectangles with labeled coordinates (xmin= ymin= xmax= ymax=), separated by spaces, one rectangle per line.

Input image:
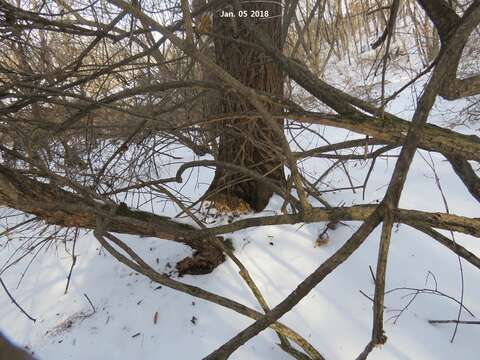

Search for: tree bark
xmin=205 ymin=0 xmax=285 ymax=212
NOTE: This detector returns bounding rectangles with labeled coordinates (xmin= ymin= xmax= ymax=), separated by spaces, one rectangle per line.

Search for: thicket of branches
xmin=1 ymin=0 xmax=480 ymax=359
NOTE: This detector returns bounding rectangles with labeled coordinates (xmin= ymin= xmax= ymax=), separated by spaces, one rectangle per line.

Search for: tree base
xmin=204 ymin=193 xmax=253 ymax=214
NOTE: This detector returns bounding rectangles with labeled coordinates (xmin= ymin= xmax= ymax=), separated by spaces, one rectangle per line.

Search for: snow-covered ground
xmin=1 ymin=36 xmax=480 ymax=359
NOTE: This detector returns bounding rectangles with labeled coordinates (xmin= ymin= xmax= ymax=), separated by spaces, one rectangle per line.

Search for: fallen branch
xmin=92 ymin=223 xmax=323 ymax=359
xmin=429 ymin=320 xmax=480 ymax=325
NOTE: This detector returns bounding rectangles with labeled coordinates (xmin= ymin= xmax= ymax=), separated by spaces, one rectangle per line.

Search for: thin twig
xmin=0 ymin=276 xmax=36 ymax=322
xmin=83 ymin=293 xmax=96 ymax=314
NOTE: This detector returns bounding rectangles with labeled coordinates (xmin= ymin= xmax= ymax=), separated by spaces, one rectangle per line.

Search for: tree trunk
xmin=205 ymin=0 xmax=285 ymax=212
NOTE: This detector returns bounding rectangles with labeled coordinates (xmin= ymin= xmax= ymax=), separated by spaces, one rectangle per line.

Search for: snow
xmin=2 ymin=24 xmax=480 ymax=360
xmin=2 ymin=141 xmax=480 ymax=359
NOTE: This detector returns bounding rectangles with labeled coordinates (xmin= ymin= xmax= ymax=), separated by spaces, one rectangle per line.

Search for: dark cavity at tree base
xmin=176 ymin=246 xmax=226 ymax=275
